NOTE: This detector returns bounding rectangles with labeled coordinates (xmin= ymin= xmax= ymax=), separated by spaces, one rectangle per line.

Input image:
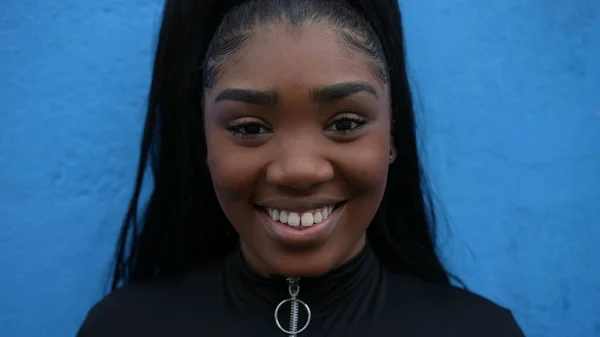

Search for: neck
xmin=223 ymin=241 xmax=382 ymax=318
xmin=239 ymin=236 xmax=367 ymax=279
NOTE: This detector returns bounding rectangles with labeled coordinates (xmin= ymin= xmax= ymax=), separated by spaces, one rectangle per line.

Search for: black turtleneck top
xmin=77 ymin=246 xmax=525 ymax=336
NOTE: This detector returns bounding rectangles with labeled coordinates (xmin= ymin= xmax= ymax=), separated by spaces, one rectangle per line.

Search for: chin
xmin=264 ymin=243 xmax=357 ymax=277
xmin=269 ymin=258 xmax=335 ymax=278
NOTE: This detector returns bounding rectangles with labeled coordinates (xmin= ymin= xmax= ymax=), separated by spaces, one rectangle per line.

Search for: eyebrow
xmin=214 ymin=88 xmax=278 ymax=105
xmin=214 ymin=81 xmax=378 ymax=105
xmin=310 ymin=81 xmax=378 ymax=102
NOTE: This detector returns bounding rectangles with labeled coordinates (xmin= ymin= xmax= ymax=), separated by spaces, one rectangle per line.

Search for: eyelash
xmin=226 ymin=115 xmax=369 ymax=139
xmin=226 ymin=122 xmax=271 ymax=140
xmin=326 ymin=115 xmax=368 ymax=134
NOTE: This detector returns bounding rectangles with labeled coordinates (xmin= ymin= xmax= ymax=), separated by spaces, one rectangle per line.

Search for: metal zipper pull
xmin=274 ymin=277 xmax=311 ymax=337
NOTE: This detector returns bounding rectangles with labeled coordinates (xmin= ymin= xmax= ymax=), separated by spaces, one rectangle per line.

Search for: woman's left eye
xmin=326 ymin=116 xmax=368 ymax=133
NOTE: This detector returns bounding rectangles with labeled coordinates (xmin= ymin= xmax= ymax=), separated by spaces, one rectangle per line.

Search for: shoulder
xmin=381 ymin=272 xmax=525 ymax=337
xmin=76 ymin=263 xmax=223 ymax=337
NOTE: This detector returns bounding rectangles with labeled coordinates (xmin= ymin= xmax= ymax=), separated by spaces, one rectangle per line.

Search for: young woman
xmin=77 ymin=0 xmax=525 ymax=336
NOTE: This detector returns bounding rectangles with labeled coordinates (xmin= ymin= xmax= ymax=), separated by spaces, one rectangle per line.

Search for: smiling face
xmin=203 ymin=23 xmax=392 ymax=277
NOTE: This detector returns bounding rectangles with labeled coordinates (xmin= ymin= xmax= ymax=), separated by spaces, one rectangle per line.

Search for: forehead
xmin=210 ymin=23 xmax=385 ymax=93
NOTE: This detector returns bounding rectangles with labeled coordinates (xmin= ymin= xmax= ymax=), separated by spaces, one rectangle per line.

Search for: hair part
xmin=203 ymin=0 xmax=388 ymax=89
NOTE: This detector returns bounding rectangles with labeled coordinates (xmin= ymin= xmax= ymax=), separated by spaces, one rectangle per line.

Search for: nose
xmin=265 ymin=140 xmax=334 ymax=190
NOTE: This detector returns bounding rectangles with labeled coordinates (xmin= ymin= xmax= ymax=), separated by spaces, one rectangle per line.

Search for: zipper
xmin=274 ymin=277 xmax=312 ymax=337
xmin=287 ymin=277 xmax=300 ymax=336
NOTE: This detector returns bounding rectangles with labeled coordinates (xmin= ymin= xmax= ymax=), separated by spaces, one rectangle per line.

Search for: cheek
xmin=206 ymin=132 xmax=263 ymax=204
xmin=339 ymin=138 xmax=390 ymax=196
xmin=345 ymin=101 xmax=392 ymax=194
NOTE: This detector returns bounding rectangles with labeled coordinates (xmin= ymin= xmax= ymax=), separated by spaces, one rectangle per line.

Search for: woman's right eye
xmin=226 ymin=122 xmax=271 ymax=139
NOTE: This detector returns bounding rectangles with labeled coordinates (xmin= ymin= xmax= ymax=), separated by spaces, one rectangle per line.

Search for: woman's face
xmin=204 ymin=23 xmax=393 ymax=277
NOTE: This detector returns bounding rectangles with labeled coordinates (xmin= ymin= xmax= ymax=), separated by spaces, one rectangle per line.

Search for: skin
xmin=204 ymin=23 xmax=394 ymax=278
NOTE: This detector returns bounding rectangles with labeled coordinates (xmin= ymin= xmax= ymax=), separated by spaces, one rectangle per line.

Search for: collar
xmin=222 ymin=242 xmax=382 ymax=319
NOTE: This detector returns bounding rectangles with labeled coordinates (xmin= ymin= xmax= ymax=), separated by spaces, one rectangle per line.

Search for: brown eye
xmin=226 ymin=122 xmax=271 ymax=139
xmin=326 ymin=116 xmax=368 ymax=133
xmin=238 ymin=123 xmax=264 ymax=134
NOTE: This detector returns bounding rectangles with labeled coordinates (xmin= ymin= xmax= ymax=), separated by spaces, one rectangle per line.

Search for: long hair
xmin=110 ymin=0 xmax=451 ymax=292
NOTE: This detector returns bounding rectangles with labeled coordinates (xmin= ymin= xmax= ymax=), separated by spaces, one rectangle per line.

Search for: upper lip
xmin=256 ymin=197 xmax=346 ymax=213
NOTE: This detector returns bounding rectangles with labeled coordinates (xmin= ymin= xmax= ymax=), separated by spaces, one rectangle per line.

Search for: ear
xmin=389 ymin=137 xmax=397 ymax=164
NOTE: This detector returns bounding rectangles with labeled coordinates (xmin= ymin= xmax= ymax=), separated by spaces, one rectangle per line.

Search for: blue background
xmin=1 ymin=1 xmax=598 ymax=336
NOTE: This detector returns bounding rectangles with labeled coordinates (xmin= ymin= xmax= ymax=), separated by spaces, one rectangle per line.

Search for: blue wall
xmin=0 ymin=1 xmax=598 ymax=336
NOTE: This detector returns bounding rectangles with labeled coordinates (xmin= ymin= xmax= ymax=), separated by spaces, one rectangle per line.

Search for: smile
xmin=258 ymin=202 xmax=345 ymax=230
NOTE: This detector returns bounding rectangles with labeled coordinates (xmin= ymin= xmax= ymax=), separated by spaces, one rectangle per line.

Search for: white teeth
xmin=313 ymin=211 xmax=323 ymax=223
xmin=264 ymin=205 xmax=338 ymax=228
xmin=301 ymin=213 xmax=314 ymax=227
xmin=288 ymin=213 xmax=300 ymax=227
xmin=280 ymin=211 xmax=288 ymax=224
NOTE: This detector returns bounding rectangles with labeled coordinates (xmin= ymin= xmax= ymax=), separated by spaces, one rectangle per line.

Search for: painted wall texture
xmin=0 ymin=1 xmax=598 ymax=336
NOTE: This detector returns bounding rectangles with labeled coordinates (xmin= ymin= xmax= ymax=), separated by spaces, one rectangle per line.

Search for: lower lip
xmin=257 ymin=204 xmax=345 ymax=246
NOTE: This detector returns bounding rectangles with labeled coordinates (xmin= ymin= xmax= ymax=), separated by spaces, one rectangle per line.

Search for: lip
xmin=257 ymin=202 xmax=346 ymax=247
